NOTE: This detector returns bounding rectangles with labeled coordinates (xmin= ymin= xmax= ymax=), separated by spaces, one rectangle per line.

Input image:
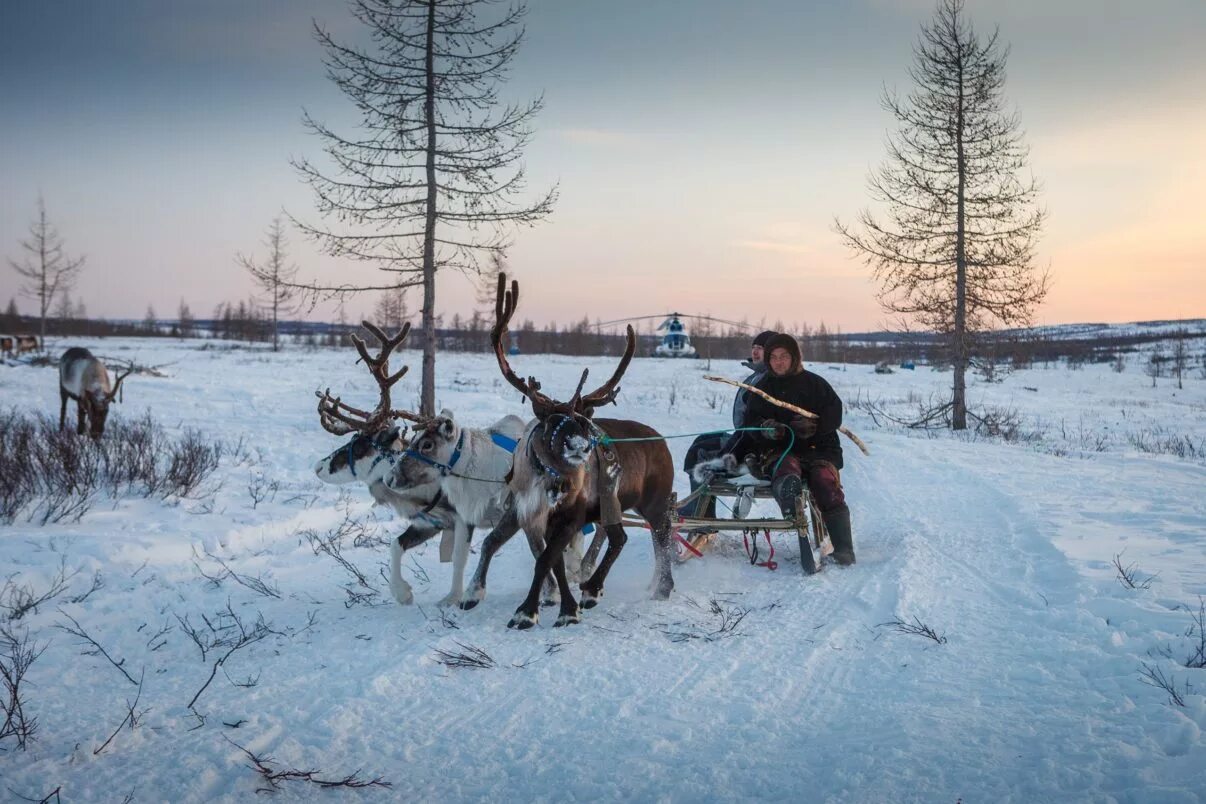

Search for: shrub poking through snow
xmin=1113 ymin=552 xmax=1157 ymax=591
xmin=0 ymin=625 xmax=46 ymax=750
xmin=878 ymin=616 xmax=948 ymax=644
xmin=0 ymin=409 xmax=223 ymax=524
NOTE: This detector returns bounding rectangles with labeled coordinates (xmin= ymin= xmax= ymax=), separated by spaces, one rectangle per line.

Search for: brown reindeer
xmin=492 ymin=274 xmax=676 ymax=629
xmin=59 ymin=348 xmax=133 ymax=438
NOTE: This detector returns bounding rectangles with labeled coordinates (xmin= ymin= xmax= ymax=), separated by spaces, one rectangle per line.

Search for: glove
xmin=760 ymin=419 xmax=788 ymax=441
xmin=787 ymin=415 xmax=819 ymax=439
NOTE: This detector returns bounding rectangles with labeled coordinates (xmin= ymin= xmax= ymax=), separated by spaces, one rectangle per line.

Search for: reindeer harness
xmin=525 ymin=413 xmax=622 ymax=528
xmin=402 ymin=429 xmax=519 ymax=478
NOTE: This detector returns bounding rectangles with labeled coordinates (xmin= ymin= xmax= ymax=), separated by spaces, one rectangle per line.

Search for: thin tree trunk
xmin=952 ymin=12 xmax=969 ymax=431
xmin=420 ymin=0 xmax=438 ymax=416
xmin=39 ymin=214 xmax=49 ymax=343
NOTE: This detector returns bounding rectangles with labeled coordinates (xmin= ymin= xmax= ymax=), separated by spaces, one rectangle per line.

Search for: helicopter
xmin=595 ymin=313 xmax=751 ymax=358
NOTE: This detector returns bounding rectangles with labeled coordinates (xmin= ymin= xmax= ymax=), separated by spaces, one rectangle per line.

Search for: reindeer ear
xmin=439 ymin=408 xmax=454 ymax=421
xmin=440 ymin=418 xmax=455 ymax=439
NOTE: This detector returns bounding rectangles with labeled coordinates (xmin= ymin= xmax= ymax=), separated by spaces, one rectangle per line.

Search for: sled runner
xmin=623 ymin=472 xmax=833 ymax=574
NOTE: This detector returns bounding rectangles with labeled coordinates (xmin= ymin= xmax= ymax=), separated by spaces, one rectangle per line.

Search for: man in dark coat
xmin=681 ymin=330 xmax=777 ymax=521
xmin=741 ymin=333 xmax=855 ymax=565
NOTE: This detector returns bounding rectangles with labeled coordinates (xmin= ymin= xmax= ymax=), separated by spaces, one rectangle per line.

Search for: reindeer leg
xmin=76 ymin=400 xmax=87 ymax=435
xmin=580 ymin=523 xmax=628 ymax=609
xmin=439 ymin=519 xmax=472 ymax=607
xmin=461 ymin=505 xmax=520 ymax=611
xmin=551 ymin=546 xmax=581 ymax=628
xmin=59 ymin=389 xmax=68 ymax=430
xmin=510 ymin=522 xmax=576 ymax=630
xmin=648 ymin=502 xmax=676 ymax=601
xmin=389 ymin=522 xmax=440 ymax=605
xmin=578 ymin=527 xmax=607 ymax=584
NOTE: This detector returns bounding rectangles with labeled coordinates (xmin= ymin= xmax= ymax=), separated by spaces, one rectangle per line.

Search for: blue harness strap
xmin=403 ymin=429 xmax=467 ymax=477
xmin=490 ymin=432 xmax=518 ymax=453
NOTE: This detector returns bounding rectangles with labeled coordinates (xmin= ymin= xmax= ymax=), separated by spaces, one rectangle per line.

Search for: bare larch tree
xmin=7 ymin=197 xmax=86 ymax=342
xmin=836 ymin=0 xmax=1048 ymax=430
xmin=292 ymin=0 xmax=555 ymax=415
xmin=239 ymin=217 xmax=300 ymax=352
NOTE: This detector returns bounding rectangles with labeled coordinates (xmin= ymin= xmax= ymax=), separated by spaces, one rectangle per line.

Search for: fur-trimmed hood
xmin=762 ymin=333 xmax=803 ymax=375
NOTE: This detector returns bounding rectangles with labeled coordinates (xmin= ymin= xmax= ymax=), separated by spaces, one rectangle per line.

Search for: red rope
xmin=742 ymin=529 xmax=777 ymax=571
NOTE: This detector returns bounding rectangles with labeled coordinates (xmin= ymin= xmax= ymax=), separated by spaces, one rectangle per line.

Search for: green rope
xmin=601 ymin=425 xmax=797 ymax=478
xmin=599 ymin=426 xmax=770 ymax=445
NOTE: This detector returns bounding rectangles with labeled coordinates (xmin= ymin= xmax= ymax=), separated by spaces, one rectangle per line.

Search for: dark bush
xmin=0 ymin=409 xmax=224 ymax=525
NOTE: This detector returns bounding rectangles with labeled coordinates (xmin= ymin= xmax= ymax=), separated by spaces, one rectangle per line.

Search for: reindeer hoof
xmin=459 ymin=585 xmax=485 ymax=610
xmin=391 ymin=583 xmax=415 ymax=606
xmin=508 ymin=611 xmax=538 ymax=630
xmin=437 ymin=592 xmax=462 ymax=608
xmin=554 ymin=611 xmax=581 ymax=628
xmin=580 ymin=589 xmax=601 ymax=609
xmin=651 ymin=583 xmax=674 ymax=601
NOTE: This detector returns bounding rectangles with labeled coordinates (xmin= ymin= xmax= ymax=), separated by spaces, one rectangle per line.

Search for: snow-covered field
xmin=2 ymin=337 xmax=1204 ymax=802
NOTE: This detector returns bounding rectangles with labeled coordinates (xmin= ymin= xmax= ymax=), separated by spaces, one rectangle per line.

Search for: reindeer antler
xmin=104 ymin=363 xmax=136 ymax=405
xmin=576 ymin=325 xmax=636 ymax=414
xmin=316 ymin=320 xmax=415 ymax=435
xmin=491 ymin=273 xmax=555 ymax=413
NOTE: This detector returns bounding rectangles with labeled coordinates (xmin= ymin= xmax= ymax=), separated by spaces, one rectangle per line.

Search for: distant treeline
xmin=3 ymin=304 xmax=1202 ymax=367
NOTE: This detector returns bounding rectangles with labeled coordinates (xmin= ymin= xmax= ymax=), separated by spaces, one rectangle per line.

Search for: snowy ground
xmin=1 ymin=337 xmax=1204 ymax=802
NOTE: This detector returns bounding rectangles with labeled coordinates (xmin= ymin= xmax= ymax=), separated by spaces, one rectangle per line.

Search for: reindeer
xmin=0 ymin=336 xmax=14 ymax=359
xmin=59 ymin=348 xmax=133 ymax=438
xmin=490 ymin=274 xmax=676 ymax=629
xmin=312 ymin=321 xmax=455 ymax=605
xmin=16 ymin=335 xmax=40 ymax=356
xmin=385 ymin=407 xmax=603 ymax=608
xmin=383 ymin=408 xmax=525 ymax=607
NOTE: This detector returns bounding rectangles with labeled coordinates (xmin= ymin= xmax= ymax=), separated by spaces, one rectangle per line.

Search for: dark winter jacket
xmin=731 ymin=359 xmax=769 ymax=429
xmin=742 ymin=334 xmax=844 ymax=469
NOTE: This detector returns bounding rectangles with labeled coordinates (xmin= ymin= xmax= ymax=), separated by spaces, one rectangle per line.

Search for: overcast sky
xmin=1 ymin=0 xmax=1203 ymax=331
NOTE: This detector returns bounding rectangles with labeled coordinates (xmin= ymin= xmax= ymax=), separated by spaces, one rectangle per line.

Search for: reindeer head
xmin=85 ymin=364 xmax=133 ymax=439
xmin=313 ymin=321 xmax=422 ymax=485
xmin=383 ymin=408 xmax=461 ymax=490
xmin=491 ymin=273 xmax=635 ymax=479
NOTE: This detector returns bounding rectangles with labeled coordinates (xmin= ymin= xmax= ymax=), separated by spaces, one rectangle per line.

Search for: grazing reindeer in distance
xmin=59 ymin=347 xmax=133 ymax=438
xmin=491 ymin=273 xmax=676 ymax=629
xmin=312 ymin=321 xmax=453 ymax=605
xmin=16 ymin=335 xmax=41 ymax=356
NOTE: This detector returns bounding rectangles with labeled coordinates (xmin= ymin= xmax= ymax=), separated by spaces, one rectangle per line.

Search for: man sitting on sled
xmin=738 ymin=333 xmax=855 ymax=565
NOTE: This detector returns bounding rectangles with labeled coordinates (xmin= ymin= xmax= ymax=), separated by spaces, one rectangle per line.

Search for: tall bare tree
xmin=7 ymin=197 xmax=86 ymax=342
xmin=291 ymin=0 xmax=555 ymax=415
xmin=837 ymin=0 xmax=1048 ymax=430
xmin=239 ymin=218 xmax=300 ymax=352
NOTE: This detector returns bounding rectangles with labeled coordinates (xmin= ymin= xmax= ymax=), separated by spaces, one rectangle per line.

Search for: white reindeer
xmin=59 ymin=347 xmax=133 ymax=438
xmin=312 ymin=321 xmax=459 ymax=606
xmin=385 ymin=409 xmax=526 ymax=607
xmin=313 ymin=422 xmax=453 ymax=605
xmin=387 ymin=409 xmax=601 ymax=609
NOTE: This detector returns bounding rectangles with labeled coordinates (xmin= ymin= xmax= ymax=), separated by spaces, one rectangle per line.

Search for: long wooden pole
xmin=705 ymin=375 xmax=871 ymax=457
